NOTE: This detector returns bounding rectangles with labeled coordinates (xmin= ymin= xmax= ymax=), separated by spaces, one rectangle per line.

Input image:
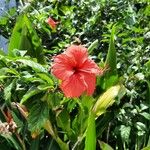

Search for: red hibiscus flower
xmin=52 ymin=45 xmax=103 ymax=98
xmin=46 ymin=17 xmax=58 ymax=30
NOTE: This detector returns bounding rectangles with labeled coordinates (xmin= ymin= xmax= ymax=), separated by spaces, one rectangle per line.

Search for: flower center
xmin=72 ymin=66 xmax=78 ymax=73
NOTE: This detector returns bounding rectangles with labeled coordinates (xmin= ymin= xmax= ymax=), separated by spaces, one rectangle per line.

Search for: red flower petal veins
xmin=65 ymin=45 xmax=88 ymax=67
xmin=81 ymin=72 xmax=96 ymax=95
xmin=79 ymin=59 xmax=102 ymax=75
xmin=52 ymin=54 xmax=76 ymax=80
xmin=60 ymin=74 xmax=86 ymax=98
xmin=51 ymin=45 xmax=103 ymax=98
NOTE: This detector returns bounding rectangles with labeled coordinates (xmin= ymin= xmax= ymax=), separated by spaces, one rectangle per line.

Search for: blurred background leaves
xmin=0 ymin=0 xmax=150 ymax=150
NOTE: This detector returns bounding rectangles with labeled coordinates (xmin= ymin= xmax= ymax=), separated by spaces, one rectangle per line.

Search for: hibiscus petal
xmin=52 ymin=54 xmax=76 ymax=80
xmin=47 ymin=17 xmax=57 ymax=29
xmin=81 ymin=72 xmax=96 ymax=95
xmin=65 ymin=45 xmax=88 ymax=67
xmin=60 ymin=73 xmax=86 ymax=98
xmin=80 ymin=59 xmax=102 ymax=75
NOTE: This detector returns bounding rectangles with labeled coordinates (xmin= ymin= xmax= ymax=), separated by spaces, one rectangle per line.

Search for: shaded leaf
xmin=88 ymin=39 xmax=99 ymax=54
xmin=72 ymin=97 xmax=94 ymax=136
xmin=44 ymin=120 xmax=55 ymax=137
xmin=0 ymin=135 xmax=22 ymax=150
xmin=28 ymin=101 xmax=49 ymax=134
xmin=4 ymin=79 xmax=16 ymax=103
xmin=105 ymin=25 xmax=117 ymax=76
xmin=8 ymin=14 xmax=45 ymax=64
xmin=56 ymin=109 xmax=73 ymax=138
xmin=20 ymin=86 xmax=41 ymax=104
xmin=30 ymin=137 xmax=40 ymax=150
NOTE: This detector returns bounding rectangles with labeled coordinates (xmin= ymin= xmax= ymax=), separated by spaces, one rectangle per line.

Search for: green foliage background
xmin=0 ymin=0 xmax=150 ymax=150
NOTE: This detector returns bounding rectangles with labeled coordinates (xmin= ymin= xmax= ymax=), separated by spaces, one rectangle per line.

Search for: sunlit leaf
xmin=37 ymin=84 xmax=54 ymax=91
xmin=120 ymin=125 xmax=131 ymax=143
xmin=98 ymin=141 xmax=114 ymax=150
xmin=84 ymin=112 xmax=96 ymax=150
xmin=140 ymin=112 xmax=150 ymax=120
xmin=146 ymin=60 xmax=150 ymax=71
xmin=16 ymin=59 xmax=47 ymax=73
xmin=142 ymin=146 xmax=150 ymax=150
xmin=37 ymin=73 xmax=54 ymax=85
xmin=93 ymin=85 xmax=126 ymax=117
xmin=0 ymin=67 xmax=19 ymax=76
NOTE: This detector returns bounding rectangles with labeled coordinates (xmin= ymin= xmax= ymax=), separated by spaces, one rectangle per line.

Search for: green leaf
xmin=37 ymin=84 xmax=54 ymax=91
xmin=81 ymin=95 xmax=94 ymax=112
xmin=93 ymin=85 xmax=126 ymax=117
xmin=98 ymin=141 xmax=114 ymax=150
xmin=43 ymin=120 xmax=55 ymax=137
xmin=96 ymin=112 xmax=114 ymax=138
xmin=0 ymin=49 xmax=6 ymax=55
xmin=136 ymin=122 xmax=146 ymax=136
xmin=105 ymin=75 xmax=118 ymax=87
xmin=8 ymin=15 xmax=24 ymax=55
xmin=30 ymin=137 xmax=40 ymax=150
xmin=136 ymin=122 xmax=146 ymax=131
xmin=60 ymin=6 xmax=74 ymax=15
xmin=146 ymin=60 xmax=150 ymax=71
xmin=0 ymin=75 xmax=10 ymax=80
xmin=0 ymin=16 xmax=8 ymax=25
xmin=84 ymin=112 xmax=96 ymax=150
xmin=0 ymin=67 xmax=19 ymax=76
xmin=100 ymin=75 xmax=119 ymax=90
xmin=88 ymin=39 xmax=99 ymax=54
xmin=56 ymin=109 xmax=73 ymax=138
xmin=105 ymin=25 xmax=117 ymax=76
xmin=28 ymin=101 xmax=49 ymax=134
xmin=142 ymin=146 xmax=150 ymax=150
xmin=37 ymin=73 xmax=54 ymax=85
xmin=0 ymin=135 xmax=22 ymax=150
xmin=20 ymin=86 xmax=41 ymax=104
xmin=120 ymin=125 xmax=131 ymax=143
xmin=23 ymin=77 xmax=46 ymax=84
xmin=140 ymin=112 xmax=150 ymax=120
xmin=8 ymin=14 xmax=45 ymax=64
xmin=11 ymin=49 xmax=27 ymax=57
xmin=4 ymin=79 xmax=16 ymax=103
xmin=11 ymin=111 xmax=23 ymax=131
xmin=43 ymin=120 xmax=69 ymax=150
xmin=72 ymin=97 xmax=94 ymax=136
xmin=16 ymin=59 xmax=47 ymax=73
